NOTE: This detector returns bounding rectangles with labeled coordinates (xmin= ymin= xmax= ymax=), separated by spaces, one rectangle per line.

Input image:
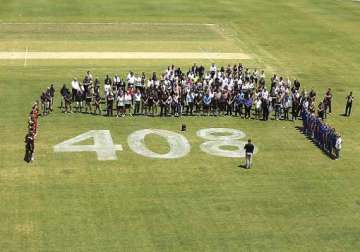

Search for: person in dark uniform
xmin=293 ymin=79 xmax=301 ymax=90
xmin=60 ymin=84 xmax=69 ymax=111
xmin=345 ymin=91 xmax=353 ymax=117
xmin=40 ymin=92 xmax=47 ymax=116
xmin=244 ymin=139 xmax=255 ymax=169
xmin=194 ymin=91 xmax=202 ymax=115
xmin=318 ymin=101 xmax=325 ymax=120
xmin=85 ymin=87 xmax=93 ymax=114
xmin=106 ymin=92 xmax=114 ymax=117
xmin=24 ymin=131 xmax=35 ymax=163
xmin=49 ymin=84 xmax=55 ymax=112
xmin=324 ymin=88 xmax=332 ymax=114
xmin=226 ymin=92 xmax=234 ymax=116
xmin=262 ymin=98 xmax=269 ymax=121
xmin=64 ymin=92 xmax=72 ymax=113
xmin=147 ymin=90 xmax=154 ymax=116
xmin=104 ymin=75 xmax=112 ymax=86
xmin=75 ymin=89 xmax=83 ymax=113
xmin=244 ymin=95 xmax=252 ymax=119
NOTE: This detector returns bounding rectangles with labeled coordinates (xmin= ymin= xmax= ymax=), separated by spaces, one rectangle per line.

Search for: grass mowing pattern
xmin=0 ymin=0 xmax=360 ymax=251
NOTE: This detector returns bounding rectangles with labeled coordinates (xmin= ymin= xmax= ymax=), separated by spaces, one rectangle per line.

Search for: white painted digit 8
xmin=197 ymin=128 xmax=255 ymax=158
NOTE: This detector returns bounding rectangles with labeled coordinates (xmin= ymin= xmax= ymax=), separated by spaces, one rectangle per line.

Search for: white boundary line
xmin=0 ymin=52 xmax=251 ymax=60
xmin=24 ymin=47 xmax=28 ymax=67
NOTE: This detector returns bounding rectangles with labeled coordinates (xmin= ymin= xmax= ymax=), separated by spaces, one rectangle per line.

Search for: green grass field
xmin=1 ymin=0 xmax=360 ymax=251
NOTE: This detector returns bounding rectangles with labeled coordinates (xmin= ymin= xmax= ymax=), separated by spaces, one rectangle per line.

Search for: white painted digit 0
xmin=197 ymin=128 xmax=246 ymax=140
xmin=197 ymin=128 xmax=256 ymax=158
xmin=53 ymin=130 xmax=122 ymax=160
xmin=127 ymin=129 xmax=190 ymax=159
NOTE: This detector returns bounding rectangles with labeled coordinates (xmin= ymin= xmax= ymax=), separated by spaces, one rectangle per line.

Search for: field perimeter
xmin=0 ymin=52 xmax=251 ymax=60
xmin=0 ymin=0 xmax=360 ymax=251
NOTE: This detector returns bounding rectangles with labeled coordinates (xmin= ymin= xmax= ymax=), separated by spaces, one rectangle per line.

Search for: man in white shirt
xmin=135 ymin=76 xmax=142 ymax=88
xmin=104 ymin=82 xmax=112 ymax=99
xmin=113 ymin=74 xmax=121 ymax=86
xmin=147 ymin=79 xmax=154 ymax=88
xmin=133 ymin=90 xmax=142 ymax=115
xmin=71 ymin=78 xmax=80 ymax=101
xmin=210 ymin=63 xmax=217 ymax=72
xmin=116 ymin=92 xmax=125 ymax=117
xmin=303 ymin=99 xmax=309 ymax=112
xmin=261 ymin=88 xmax=269 ymax=100
xmin=124 ymin=91 xmax=133 ymax=116
xmin=248 ymin=82 xmax=254 ymax=90
xmin=86 ymin=71 xmax=93 ymax=81
xmin=335 ymin=134 xmax=342 ymax=160
xmin=127 ymin=72 xmax=135 ymax=87
xmin=255 ymin=97 xmax=262 ymax=120
xmin=210 ymin=63 xmax=217 ymax=78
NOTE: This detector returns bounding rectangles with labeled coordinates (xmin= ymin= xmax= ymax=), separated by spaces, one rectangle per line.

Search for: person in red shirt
xmin=32 ymin=102 xmax=39 ymax=136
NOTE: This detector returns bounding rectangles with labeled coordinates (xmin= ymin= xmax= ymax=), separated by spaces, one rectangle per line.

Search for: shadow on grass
xmin=238 ymin=164 xmax=251 ymax=170
xmin=340 ymin=113 xmax=350 ymax=117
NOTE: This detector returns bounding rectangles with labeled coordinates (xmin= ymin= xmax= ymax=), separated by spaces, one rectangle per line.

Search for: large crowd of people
xmin=57 ymin=64 xmax=345 ymax=122
xmin=26 ymin=63 xmax=351 ymax=162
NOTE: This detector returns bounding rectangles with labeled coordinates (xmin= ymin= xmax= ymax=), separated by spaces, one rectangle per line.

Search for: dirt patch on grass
xmin=15 ymin=223 xmax=34 ymax=235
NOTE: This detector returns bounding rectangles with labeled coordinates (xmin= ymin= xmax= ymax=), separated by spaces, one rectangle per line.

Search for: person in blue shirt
xmin=315 ymin=118 xmax=321 ymax=143
xmin=203 ymin=93 xmax=212 ymax=116
xmin=325 ymin=127 xmax=331 ymax=153
xmin=244 ymin=96 xmax=253 ymax=119
xmin=319 ymin=122 xmax=325 ymax=148
xmin=302 ymin=109 xmax=307 ymax=129
xmin=185 ymin=90 xmax=195 ymax=115
xmin=234 ymin=92 xmax=242 ymax=117
xmin=329 ymin=128 xmax=337 ymax=157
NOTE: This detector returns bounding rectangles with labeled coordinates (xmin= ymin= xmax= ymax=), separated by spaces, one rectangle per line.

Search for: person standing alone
xmin=244 ymin=139 xmax=255 ymax=169
xmin=345 ymin=91 xmax=353 ymax=117
xmin=324 ymin=88 xmax=332 ymax=115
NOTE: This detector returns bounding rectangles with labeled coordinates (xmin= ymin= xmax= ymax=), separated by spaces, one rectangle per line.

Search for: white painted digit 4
xmin=197 ymin=128 xmax=255 ymax=158
xmin=53 ymin=130 xmax=122 ymax=160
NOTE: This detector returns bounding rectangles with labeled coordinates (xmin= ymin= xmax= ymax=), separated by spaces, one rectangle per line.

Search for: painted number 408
xmin=53 ymin=128 xmax=257 ymax=160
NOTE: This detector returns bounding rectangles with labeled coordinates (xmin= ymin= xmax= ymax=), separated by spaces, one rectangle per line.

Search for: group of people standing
xmin=24 ymin=86 xmax=56 ymax=163
xmin=57 ymin=64 xmax=353 ymax=123
xmin=24 ymin=103 xmax=39 ymax=163
xmin=25 ymin=63 xmax=352 ymax=162
xmin=40 ymin=85 xmax=55 ymax=116
xmin=302 ymin=110 xmax=342 ymax=160
xmin=56 ymin=65 xmax=298 ymax=119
